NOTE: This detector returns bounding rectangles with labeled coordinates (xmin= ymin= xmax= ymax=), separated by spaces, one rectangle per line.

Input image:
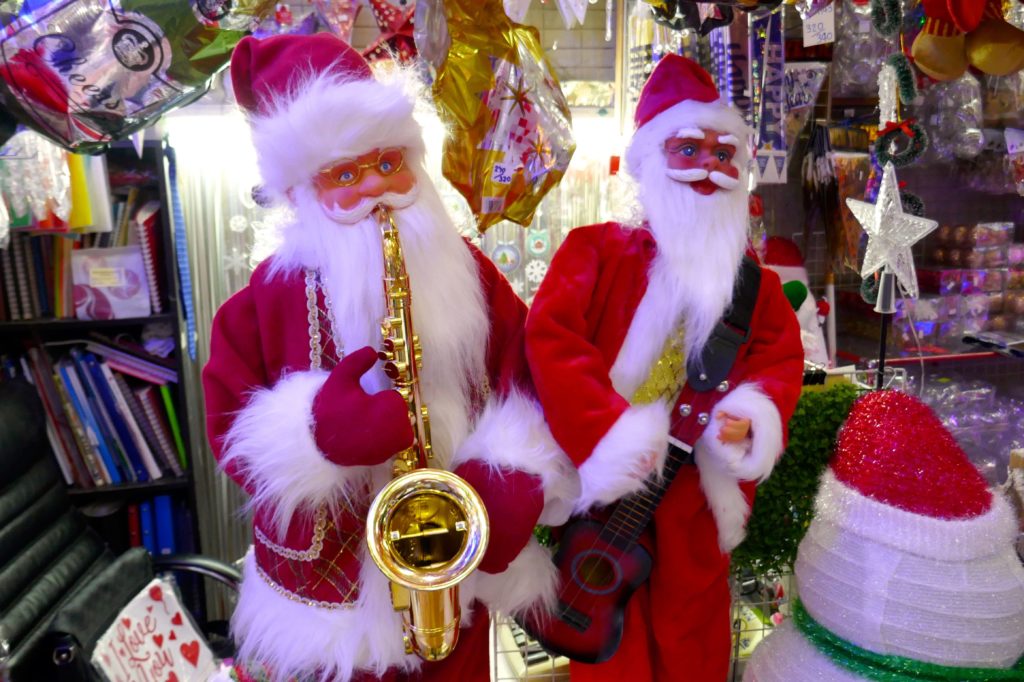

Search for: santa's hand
xmin=716 ymin=412 xmax=752 ymax=444
xmin=311 ymin=346 xmax=415 ymax=466
xmin=453 ymin=460 xmax=544 ymax=574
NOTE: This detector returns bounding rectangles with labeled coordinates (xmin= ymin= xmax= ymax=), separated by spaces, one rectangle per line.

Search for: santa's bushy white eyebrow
xmin=675 ymin=128 xmax=704 ymax=139
xmin=717 ymin=134 xmax=739 ymax=146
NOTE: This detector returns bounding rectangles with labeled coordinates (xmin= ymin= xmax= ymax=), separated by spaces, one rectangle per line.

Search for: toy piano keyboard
xmin=492 ymin=615 xmax=569 ymax=680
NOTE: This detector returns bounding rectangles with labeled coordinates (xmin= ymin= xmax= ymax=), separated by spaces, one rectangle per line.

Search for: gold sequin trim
xmin=253 ymin=504 xmax=329 ymax=562
xmin=254 ymin=561 xmax=355 ymax=610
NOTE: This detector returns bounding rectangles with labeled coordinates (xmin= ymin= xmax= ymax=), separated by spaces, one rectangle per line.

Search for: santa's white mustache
xmin=664 ymin=167 xmax=741 ymax=191
xmin=319 ymin=186 xmax=420 ymax=224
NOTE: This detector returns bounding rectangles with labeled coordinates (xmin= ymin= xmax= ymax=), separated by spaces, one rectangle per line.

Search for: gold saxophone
xmin=365 ymin=205 xmax=490 ymax=661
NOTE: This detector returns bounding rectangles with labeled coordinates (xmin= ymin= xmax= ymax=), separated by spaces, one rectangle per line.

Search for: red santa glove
xmin=311 ymin=346 xmax=414 ymax=466
xmin=454 ymin=460 xmax=544 ymax=574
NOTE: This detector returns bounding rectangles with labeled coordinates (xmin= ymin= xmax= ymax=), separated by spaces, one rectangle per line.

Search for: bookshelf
xmin=0 ymin=139 xmax=204 ymax=612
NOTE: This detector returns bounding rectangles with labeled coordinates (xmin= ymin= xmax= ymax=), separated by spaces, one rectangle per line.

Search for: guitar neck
xmin=598 ymin=443 xmax=691 ymax=547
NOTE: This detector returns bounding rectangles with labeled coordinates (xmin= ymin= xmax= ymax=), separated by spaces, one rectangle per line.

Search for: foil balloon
xmin=252 ymin=2 xmax=320 ymax=38
xmin=0 ymin=0 xmax=275 ymax=153
xmin=434 ymin=0 xmax=575 ymax=233
xmin=314 ymin=0 xmax=360 ymax=43
xmin=362 ymin=0 xmax=416 ymax=64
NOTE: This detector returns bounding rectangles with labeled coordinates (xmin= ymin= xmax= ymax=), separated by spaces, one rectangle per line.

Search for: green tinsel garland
xmin=876 ymin=120 xmax=929 ymax=168
xmin=886 ymin=52 xmax=918 ymax=105
xmin=730 ymin=383 xmax=859 ymax=577
xmin=870 ymin=0 xmax=902 ymax=37
xmin=792 ymin=599 xmax=1024 ymax=681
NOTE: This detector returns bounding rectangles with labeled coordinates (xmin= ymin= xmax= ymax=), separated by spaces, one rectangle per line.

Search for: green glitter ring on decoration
xmin=870 ymin=0 xmax=902 ymax=37
xmin=792 ymin=599 xmax=1024 ymax=680
xmin=860 ymin=274 xmax=880 ymax=306
xmin=886 ymin=52 xmax=918 ymax=105
xmin=876 ymin=120 xmax=928 ymax=168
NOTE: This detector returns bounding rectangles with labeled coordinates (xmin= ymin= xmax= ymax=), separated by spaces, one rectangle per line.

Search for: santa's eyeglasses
xmin=318 ymin=148 xmax=405 ymax=187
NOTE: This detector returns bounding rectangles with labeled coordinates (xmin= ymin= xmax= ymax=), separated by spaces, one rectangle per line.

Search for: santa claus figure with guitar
xmin=523 ymin=54 xmax=804 ymax=681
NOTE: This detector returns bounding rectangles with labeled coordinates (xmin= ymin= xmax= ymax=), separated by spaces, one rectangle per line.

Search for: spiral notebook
xmin=133 ymin=200 xmax=163 ymax=314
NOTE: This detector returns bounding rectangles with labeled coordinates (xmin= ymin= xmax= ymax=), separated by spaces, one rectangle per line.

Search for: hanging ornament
xmin=869 ymin=0 xmax=901 ymax=37
xmin=362 ymin=0 xmax=417 ymax=64
xmin=526 ymin=228 xmax=550 ymax=256
xmin=433 ymin=0 xmax=575 ymax=232
xmin=885 ymin=52 xmax=917 ymax=106
xmin=491 ymin=242 xmax=523 ymax=275
xmin=875 ymin=119 xmax=929 ymax=168
xmin=413 ymin=0 xmax=449 ymax=70
xmin=846 ymin=162 xmax=939 ymax=299
xmin=314 ymin=0 xmax=360 ymax=43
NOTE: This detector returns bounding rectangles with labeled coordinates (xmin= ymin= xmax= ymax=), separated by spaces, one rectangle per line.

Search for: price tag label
xmin=803 ymin=2 xmax=835 ymax=47
xmin=89 ymin=267 xmax=125 ymax=287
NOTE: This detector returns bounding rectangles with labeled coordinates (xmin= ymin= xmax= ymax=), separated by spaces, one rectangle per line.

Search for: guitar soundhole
xmin=571 ymin=550 xmax=622 ymax=595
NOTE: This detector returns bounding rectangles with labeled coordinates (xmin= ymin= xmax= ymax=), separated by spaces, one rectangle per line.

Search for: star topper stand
xmin=846 ymin=64 xmax=938 ymax=390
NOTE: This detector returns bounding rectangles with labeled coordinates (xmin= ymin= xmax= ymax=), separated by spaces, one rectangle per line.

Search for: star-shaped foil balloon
xmin=845 ymin=162 xmax=938 ymax=298
xmin=362 ymin=0 xmax=416 ymax=64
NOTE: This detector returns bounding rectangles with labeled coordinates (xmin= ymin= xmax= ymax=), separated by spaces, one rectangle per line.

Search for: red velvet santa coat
xmin=203 ymin=243 xmax=573 ymax=681
xmin=525 ymin=223 xmax=803 ymax=681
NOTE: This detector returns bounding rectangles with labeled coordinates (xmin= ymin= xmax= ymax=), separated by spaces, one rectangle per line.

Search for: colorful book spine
xmin=138 ymin=500 xmax=156 ymax=554
xmin=100 ymin=361 xmax=163 ymax=480
xmin=135 ymin=386 xmax=179 ymax=475
xmin=51 ymin=367 xmax=107 ymax=486
xmin=21 ymin=234 xmax=41 ymax=318
xmin=114 ymin=372 xmax=182 ymax=477
xmin=133 ymin=200 xmax=163 ymax=314
xmin=85 ymin=342 xmax=177 ymax=384
xmin=81 ymin=351 xmax=150 ymax=482
xmin=12 ymin=234 xmax=33 ymax=319
xmin=153 ymin=495 xmax=176 ymax=556
xmin=69 ymin=349 xmax=134 ymax=482
xmin=26 ymin=347 xmax=91 ymax=488
xmin=1 ymin=243 xmax=20 ymax=321
xmin=127 ymin=504 xmax=142 ymax=547
xmin=29 ymin=236 xmax=51 ymax=318
xmin=58 ymin=360 xmax=120 ymax=485
xmin=159 ymin=384 xmax=187 ymax=471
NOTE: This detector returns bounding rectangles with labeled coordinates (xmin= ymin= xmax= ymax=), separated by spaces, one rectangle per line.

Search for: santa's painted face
xmin=662 ymin=128 xmax=741 ymax=195
xmin=311 ymin=146 xmax=418 ymax=223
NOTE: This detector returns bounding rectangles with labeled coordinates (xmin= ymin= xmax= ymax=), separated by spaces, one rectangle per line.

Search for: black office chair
xmin=0 ymin=379 xmax=239 ymax=682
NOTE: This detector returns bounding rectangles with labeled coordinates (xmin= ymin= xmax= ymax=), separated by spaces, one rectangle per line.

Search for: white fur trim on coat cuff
xmin=469 ymin=538 xmax=558 ymax=619
xmin=575 ymin=402 xmax=670 ymax=514
xmin=694 ymin=383 xmax=784 ymax=552
xmin=452 ymin=391 xmax=581 ymax=526
xmin=696 ymin=382 xmax=783 ymax=483
xmin=221 ymin=371 xmax=375 ymax=531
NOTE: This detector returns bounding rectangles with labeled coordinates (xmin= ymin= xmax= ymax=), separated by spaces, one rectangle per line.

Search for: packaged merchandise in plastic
xmin=432 ymin=0 xmax=575 ymax=232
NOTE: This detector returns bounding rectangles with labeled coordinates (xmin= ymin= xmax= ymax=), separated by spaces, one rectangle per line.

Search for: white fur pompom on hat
xmin=230 ymin=33 xmax=426 ymax=203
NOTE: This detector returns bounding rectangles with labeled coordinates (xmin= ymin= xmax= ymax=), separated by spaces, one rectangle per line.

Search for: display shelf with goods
xmin=0 ymin=137 xmax=205 ymax=615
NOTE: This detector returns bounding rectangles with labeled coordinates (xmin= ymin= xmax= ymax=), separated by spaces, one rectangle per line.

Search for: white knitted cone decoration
xmin=745 ymin=390 xmax=1024 ymax=682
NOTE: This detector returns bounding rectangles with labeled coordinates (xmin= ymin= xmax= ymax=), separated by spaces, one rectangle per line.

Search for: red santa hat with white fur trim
xmin=624 ymin=54 xmax=752 ymax=181
xmin=745 ymin=390 xmax=1024 ymax=682
xmin=230 ymin=33 xmax=425 ymax=204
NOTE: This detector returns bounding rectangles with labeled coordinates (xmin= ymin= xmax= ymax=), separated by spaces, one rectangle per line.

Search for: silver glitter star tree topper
xmin=845 ymin=162 xmax=938 ymax=301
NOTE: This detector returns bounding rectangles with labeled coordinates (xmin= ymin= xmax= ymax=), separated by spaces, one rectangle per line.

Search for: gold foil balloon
xmin=433 ymin=0 xmax=574 ymax=233
xmin=0 ymin=0 xmax=274 ymax=153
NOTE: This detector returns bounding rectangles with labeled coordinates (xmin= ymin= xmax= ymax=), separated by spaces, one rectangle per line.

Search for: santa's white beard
xmin=268 ymin=170 xmax=488 ymax=467
xmin=621 ymin=161 xmax=750 ymax=386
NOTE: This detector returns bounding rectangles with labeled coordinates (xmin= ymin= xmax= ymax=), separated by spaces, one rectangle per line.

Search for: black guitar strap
xmin=684 ymin=255 xmax=762 ymax=392
xmin=669 ymin=256 xmax=762 ymax=465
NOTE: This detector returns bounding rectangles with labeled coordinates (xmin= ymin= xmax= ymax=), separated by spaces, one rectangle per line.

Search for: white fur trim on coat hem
xmin=221 ymin=370 xmax=376 ymax=535
xmin=574 ymin=402 xmax=670 ymax=513
xmin=469 ymin=538 xmax=559 ymax=619
xmin=452 ymin=391 xmax=580 ymax=526
xmin=232 ymin=548 xmax=416 ymax=682
xmin=695 ymin=382 xmax=784 ymax=552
